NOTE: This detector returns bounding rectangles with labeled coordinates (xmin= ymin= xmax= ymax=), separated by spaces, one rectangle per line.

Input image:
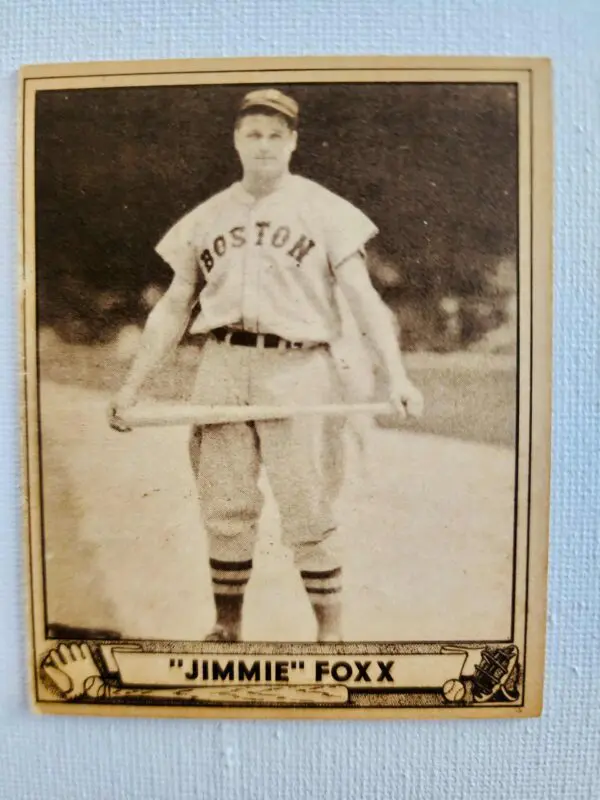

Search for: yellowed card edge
xmin=19 ymin=55 xmax=553 ymax=720
xmin=19 ymin=54 xmax=552 ymax=80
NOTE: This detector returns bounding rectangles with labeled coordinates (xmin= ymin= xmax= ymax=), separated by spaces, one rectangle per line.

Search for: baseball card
xmin=19 ymin=56 xmax=552 ymax=719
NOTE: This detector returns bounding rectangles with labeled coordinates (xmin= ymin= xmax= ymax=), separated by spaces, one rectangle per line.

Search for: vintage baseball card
xmin=19 ymin=56 xmax=552 ymax=719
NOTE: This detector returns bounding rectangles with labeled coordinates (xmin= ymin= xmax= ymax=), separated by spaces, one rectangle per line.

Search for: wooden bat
xmin=121 ymin=401 xmax=397 ymax=428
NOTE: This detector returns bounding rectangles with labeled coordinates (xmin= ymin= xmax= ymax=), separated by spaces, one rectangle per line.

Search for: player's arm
xmin=108 ymin=272 xmax=200 ymax=431
xmin=335 ymin=252 xmax=423 ymax=418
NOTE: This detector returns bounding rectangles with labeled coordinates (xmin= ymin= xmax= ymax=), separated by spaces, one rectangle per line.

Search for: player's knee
xmin=290 ymin=536 xmax=341 ymax=572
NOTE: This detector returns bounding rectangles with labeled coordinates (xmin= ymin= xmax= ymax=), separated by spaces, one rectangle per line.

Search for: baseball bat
xmin=121 ymin=401 xmax=396 ymax=428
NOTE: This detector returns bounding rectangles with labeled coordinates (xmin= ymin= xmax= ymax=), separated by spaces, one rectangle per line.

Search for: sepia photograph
xmin=20 ymin=56 xmax=552 ymax=718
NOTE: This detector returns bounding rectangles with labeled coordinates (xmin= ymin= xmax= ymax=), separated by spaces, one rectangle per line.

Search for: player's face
xmin=234 ymin=114 xmax=297 ymax=179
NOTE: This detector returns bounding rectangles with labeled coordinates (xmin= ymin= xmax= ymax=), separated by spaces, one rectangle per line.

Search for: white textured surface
xmin=1 ymin=1 xmax=599 ymax=798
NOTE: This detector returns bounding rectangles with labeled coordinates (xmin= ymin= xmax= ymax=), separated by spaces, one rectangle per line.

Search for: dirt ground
xmin=39 ymin=379 xmax=516 ymax=643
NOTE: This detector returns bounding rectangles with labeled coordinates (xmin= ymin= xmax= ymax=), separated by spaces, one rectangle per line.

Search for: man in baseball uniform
xmin=109 ymin=88 xmax=423 ymax=642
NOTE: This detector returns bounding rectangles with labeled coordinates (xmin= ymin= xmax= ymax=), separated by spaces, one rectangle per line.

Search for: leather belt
xmin=211 ymin=327 xmax=315 ymax=350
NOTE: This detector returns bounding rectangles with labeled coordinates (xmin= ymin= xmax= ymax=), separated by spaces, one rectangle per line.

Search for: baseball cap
xmin=238 ymin=88 xmax=299 ymax=123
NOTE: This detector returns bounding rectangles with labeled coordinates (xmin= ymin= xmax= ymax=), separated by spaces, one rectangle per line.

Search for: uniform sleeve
xmin=154 ymin=207 xmax=203 ymax=282
xmin=321 ymin=191 xmax=379 ymax=270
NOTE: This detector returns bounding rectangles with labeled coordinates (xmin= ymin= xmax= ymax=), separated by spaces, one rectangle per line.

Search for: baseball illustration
xmin=443 ymin=679 xmax=466 ymax=703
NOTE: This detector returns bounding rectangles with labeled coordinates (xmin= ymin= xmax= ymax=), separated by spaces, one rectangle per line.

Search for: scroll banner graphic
xmin=40 ymin=643 xmax=520 ymax=705
xmin=105 ymin=648 xmax=467 ymax=689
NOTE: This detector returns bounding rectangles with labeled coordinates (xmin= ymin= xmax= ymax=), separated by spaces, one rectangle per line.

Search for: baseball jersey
xmin=155 ymin=174 xmax=379 ymax=343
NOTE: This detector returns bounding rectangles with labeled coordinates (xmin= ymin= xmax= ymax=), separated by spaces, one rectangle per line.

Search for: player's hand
xmin=107 ymin=386 xmax=137 ymax=433
xmin=388 ymin=376 xmax=424 ymax=420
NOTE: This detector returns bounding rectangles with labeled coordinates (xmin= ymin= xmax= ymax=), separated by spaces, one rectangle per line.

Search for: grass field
xmin=377 ymin=357 xmax=516 ymax=447
xmin=39 ymin=333 xmax=516 ymax=448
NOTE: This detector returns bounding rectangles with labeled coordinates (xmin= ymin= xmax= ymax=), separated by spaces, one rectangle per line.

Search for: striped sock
xmin=209 ymin=558 xmax=253 ymax=635
xmin=210 ymin=558 xmax=253 ymax=596
xmin=300 ymin=567 xmax=342 ymax=605
xmin=300 ymin=567 xmax=343 ymax=641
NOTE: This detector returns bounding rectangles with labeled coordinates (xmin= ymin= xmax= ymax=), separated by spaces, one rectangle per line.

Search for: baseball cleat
xmin=204 ymin=625 xmax=240 ymax=643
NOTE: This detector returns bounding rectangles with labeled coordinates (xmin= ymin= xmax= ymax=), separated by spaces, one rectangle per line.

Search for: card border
xmin=18 ymin=55 xmax=552 ymax=719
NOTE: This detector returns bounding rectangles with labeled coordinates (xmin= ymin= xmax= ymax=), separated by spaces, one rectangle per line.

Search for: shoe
xmin=318 ymin=631 xmax=342 ymax=643
xmin=204 ymin=624 xmax=239 ymax=642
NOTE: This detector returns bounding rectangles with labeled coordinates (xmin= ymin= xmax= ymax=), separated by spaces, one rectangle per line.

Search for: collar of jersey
xmin=232 ymin=173 xmax=297 ymax=206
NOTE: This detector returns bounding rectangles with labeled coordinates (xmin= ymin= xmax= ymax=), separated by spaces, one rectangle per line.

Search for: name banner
xmin=103 ymin=647 xmax=467 ymax=690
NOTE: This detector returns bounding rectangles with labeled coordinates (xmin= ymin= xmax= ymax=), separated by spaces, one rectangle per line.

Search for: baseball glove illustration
xmin=40 ymin=642 xmax=102 ymax=700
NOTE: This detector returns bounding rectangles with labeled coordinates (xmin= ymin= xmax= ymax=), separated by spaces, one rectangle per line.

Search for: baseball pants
xmin=187 ymin=336 xmax=345 ymax=574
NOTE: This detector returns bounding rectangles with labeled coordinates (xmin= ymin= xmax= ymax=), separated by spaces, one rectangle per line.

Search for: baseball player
xmin=108 ymin=88 xmax=423 ymax=642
